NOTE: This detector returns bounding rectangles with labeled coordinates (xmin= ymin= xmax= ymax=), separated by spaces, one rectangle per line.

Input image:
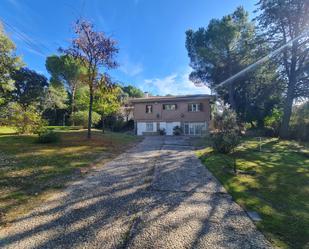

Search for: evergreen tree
xmin=256 ymin=0 xmax=309 ymax=137
xmin=0 ymin=22 xmax=22 ymax=105
xmin=186 ymin=7 xmax=280 ymax=125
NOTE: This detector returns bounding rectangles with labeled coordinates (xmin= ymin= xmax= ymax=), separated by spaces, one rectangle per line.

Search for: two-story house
xmin=131 ymin=94 xmax=213 ymax=136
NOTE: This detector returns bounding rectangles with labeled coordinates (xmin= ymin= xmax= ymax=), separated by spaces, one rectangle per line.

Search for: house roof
xmin=130 ymin=94 xmax=214 ymax=103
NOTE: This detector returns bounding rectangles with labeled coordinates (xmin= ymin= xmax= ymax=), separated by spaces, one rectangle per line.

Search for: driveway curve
xmin=0 ymin=136 xmax=272 ymax=249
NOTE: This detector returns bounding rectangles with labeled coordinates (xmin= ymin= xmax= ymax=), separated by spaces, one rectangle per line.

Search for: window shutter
xmin=199 ymin=103 xmax=203 ymax=111
xmin=188 ymin=104 xmax=191 ymax=112
xmin=175 ymin=104 xmax=177 ymax=110
xmin=163 ymin=104 xmax=165 ymax=110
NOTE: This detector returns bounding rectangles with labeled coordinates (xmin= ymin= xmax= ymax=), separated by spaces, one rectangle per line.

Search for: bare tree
xmin=63 ymin=19 xmax=118 ymax=138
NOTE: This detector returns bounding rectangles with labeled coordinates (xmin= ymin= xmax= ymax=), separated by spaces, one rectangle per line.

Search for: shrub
xmin=111 ymin=119 xmax=125 ymax=132
xmin=289 ymin=102 xmax=309 ymax=141
xmin=122 ymin=119 xmax=135 ymax=131
xmin=158 ymin=128 xmax=166 ymax=135
xmin=245 ymin=127 xmax=276 ymax=137
xmin=71 ymin=110 xmax=101 ymax=128
xmin=211 ymin=108 xmax=240 ymax=154
xmin=37 ymin=130 xmax=60 ymax=143
xmin=263 ymin=127 xmax=277 ymax=137
xmin=213 ymin=108 xmax=239 ymax=133
xmin=245 ymin=128 xmax=264 ymax=137
xmin=264 ymin=108 xmax=282 ymax=136
xmin=8 ymin=102 xmax=47 ymax=134
xmin=211 ymin=131 xmax=240 ymax=154
xmin=173 ymin=126 xmax=182 ymax=135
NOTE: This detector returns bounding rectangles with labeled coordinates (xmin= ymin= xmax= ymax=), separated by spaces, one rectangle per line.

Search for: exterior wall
xmin=133 ymin=99 xmax=211 ymax=123
xmin=182 ymin=121 xmax=208 ymax=136
xmin=160 ymin=121 xmax=181 ymax=135
xmin=133 ymin=96 xmax=212 ymax=136
xmin=136 ymin=121 xmax=157 ymax=135
xmin=135 ymin=121 xmax=208 ymax=136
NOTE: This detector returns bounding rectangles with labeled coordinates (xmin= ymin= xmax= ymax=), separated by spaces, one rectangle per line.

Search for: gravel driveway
xmin=0 ymin=136 xmax=272 ymax=249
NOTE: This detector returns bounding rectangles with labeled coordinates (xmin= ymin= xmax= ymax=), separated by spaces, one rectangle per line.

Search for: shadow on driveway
xmin=0 ymin=136 xmax=272 ymax=249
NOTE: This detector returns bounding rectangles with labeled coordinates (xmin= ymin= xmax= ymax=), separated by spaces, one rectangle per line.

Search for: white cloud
xmin=119 ymin=54 xmax=143 ymax=77
xmin=141 ymin=68 xmax=211 ymax=96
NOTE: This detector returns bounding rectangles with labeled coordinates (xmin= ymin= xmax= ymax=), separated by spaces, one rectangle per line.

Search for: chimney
xmin=144 ymin=92 xmax=149 ymax=98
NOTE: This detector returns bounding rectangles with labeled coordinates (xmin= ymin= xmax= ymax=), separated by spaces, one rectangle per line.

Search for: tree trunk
xmin=279 ymin=78 xmax=295 ymax=138
xmin=279 ymin=41 xmax=297 ymax=138
xmin=233 ymin=156 xmax=237 ymax=174
xmin=71 ymin=87 xmax=76 ymax=126
xmin=87 ymin=89 xmax=93 ymax=139
xmin=257 ymin=118 xmax=264 ymax=129
xmin=226 ymin=48 xmax=236 ymax=110
xmin=228 ymin=83 xmax=236 ymax=110
xmin=54 ymin=108 xmax=57 ymax=125
xmin=101 ymin=116 xmax=105 ymax=133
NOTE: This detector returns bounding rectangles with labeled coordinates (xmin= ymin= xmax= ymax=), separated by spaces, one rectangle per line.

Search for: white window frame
xmin=163 ymin=104 xmax=176 ymax=111
xmin=183 ymin=122 xmax=207 ymax=135
xmin=146 ymin=105 xmax=153 ymax=113
xmin=146 ymin=122 xmax=154 ymax=132
xmin=188 ymin=103 xmax=201 ymax=112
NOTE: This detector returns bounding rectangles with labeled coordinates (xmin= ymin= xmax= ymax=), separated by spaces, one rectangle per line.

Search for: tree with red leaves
xmin=63 ymin=19 xmax=118 ymax=138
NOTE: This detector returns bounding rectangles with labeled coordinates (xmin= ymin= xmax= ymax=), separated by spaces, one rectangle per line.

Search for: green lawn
xmin=0 ymin=126 xmax=139 ymax=226
xmin=196 ymin=137 xmax=309 ymax=249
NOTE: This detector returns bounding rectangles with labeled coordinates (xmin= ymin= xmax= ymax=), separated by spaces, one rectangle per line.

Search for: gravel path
xmin=0 ymin=136 xmax=272 ymax=249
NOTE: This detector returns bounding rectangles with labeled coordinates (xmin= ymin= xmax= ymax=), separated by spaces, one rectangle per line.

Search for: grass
xmin=0 ymin=126 xmax=16 ymax=134
xmin=47 ymin=125 xmax=83 ymax=131
xmin=196 ymin=137 xmax=309 ymax=249
xmin=0 ymin=126 xmax=140 ymax=226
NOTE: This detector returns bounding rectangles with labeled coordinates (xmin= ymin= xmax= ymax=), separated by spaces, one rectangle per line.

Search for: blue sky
xmin=1 ymin=0 xmax=257 ymax=95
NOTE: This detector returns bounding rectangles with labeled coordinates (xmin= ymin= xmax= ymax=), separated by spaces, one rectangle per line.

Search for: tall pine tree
xmin=186 ymin=7 xmax=280 ymax=126
xmin=256 ymin=0 xmax=309 ymax=137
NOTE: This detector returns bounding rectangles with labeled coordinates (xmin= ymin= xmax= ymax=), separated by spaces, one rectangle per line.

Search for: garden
xmin=0 ymin=126 xmax=139 ymax=227
xmin=195 ymin=108 xmax=308 ymax=249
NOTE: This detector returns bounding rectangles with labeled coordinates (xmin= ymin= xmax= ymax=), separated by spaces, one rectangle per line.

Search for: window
xmin=146 ymin=122 xmax=153 ymax=132
xmin=184 ymin=122 xmax=189 ymax=135
xmin=146 ymin=105 xmax=153 ymax=113
xmin=163 ymin=104 xmax=177 ymax=110
xmin=183 ymin=122 xmax=207 ymax=135
xmin=188 ymin=103 xmax=202 ymax=112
